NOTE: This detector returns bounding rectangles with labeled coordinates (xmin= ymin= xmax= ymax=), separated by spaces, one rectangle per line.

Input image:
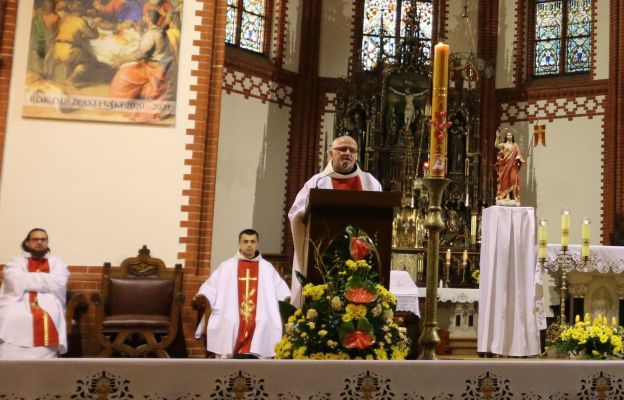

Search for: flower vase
xmin=568 ymin=350 xmax=587 ymax=360
xmin=545 ymin=347 xmax=565 ymax=359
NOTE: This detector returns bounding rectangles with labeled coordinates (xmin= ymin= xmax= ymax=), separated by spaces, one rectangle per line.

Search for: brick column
xmin=478 ymin=0 xmax=499 ymax=203
xmin=603 ymin=0 xmax=624 ymax=244
xmin=282 ymin=0 xmax=324 ymax=255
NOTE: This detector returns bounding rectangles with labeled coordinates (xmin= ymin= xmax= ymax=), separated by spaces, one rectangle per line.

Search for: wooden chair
xmin=62 ymin=291 xmax=88 ymax=357
xmin=191 ymin=294 xmax=213 ymax=357
xmin=91 ymin=246 xmax=184 ymax=357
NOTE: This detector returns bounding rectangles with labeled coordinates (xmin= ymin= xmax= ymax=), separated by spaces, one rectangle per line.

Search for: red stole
xmin=330 ymin=176 xmax=362 ymax=191
xmin=27 ymin=258 xmax=59 ymax=347
xmin=233 ymin=259 xmax=259 ymax=354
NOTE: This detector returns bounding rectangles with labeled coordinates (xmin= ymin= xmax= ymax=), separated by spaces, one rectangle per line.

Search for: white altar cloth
xmin=478 ymin=206 xmax=542 ymax=357
xmin=545 ymin=244 xmax=624 ymax=273
xmin=417 ymin=287 xmax=479 ymax=303
xmin=390 ymin=270 xmax=420 ymax=316
xmin=1 ymin=359 xmax=623 ymax=399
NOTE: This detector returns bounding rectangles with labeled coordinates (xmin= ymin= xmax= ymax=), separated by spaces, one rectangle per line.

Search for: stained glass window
xmin=226 ymin=0 xmax=268 ymax=53
xmin=534 ymin=0 xmax=591 ymax=76
xmin=361 ymin=0 xmax=433 ymax=70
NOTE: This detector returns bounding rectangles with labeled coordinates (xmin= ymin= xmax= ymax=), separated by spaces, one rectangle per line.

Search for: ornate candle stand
xmin=418 ymin=177 xmax=450 ymax=360
xmin=539 ymin=246 xmax=589 ymax=325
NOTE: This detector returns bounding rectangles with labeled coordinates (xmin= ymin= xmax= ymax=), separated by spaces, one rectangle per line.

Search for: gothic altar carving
xmin=334 ymin=5 xmax=493 ymax=299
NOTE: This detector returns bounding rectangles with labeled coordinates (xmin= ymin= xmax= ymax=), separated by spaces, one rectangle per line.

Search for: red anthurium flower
xmin=345 ymin=287 xmax=377 ymax=304
xmin=343 ymin=330 xmax=375 ymax=350
xmin=350 ymin=236 xmax=372 ymax=261
xmin=339 ymin=318 xmax=376 ymax=350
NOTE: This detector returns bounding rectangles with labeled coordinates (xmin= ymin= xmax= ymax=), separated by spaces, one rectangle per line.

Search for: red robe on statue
xmin=495 ymin=142 xmax=522 ymax=202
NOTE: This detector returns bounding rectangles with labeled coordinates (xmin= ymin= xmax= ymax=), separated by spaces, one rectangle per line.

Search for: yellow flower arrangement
xmin=275 ymin=225 xmax=411 ymax=360
xmin=550 ymin=313 xmax=624 ymax=359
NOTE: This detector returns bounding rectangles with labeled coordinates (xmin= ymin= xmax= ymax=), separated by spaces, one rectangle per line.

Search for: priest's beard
xmin=29 ymin=248 xmax=48 ymax=259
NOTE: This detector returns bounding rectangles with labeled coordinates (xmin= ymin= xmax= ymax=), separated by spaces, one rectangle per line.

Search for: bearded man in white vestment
xmin=288 ymin=136 xmax=382 ymax=306
xmin=194 ymin=229 xmax=290 ymax=358
xmin=0 ymin=228 xmax=69 ymax=359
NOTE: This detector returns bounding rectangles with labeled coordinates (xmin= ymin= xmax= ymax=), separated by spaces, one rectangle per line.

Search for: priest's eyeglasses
xmin=29 ymin=238 xmax=48 ymax=242
xmin=332 ymin=146 xmax=358 ymax=154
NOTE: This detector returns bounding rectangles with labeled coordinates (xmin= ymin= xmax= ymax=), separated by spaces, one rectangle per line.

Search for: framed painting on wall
xmin=21 ymin=0 xmax=183 ymax=125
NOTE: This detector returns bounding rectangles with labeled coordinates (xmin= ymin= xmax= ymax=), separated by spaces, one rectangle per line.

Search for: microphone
xmin=314 ymin=166 xmax=335 ymax=189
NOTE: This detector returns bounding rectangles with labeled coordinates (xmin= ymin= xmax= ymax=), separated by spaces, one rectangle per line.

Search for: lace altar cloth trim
xmin=416 ymin=287 xmax=480 ymax=303
xmin=1 ymin=359 xmax=623 ymax=399
xmin=544 ymin=244 xmax=624 ymax=274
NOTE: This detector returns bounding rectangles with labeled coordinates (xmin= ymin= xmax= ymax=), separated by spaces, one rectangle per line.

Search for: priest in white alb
xmin=288 ymin=135 xmax=382 ymax=306
xmin=194 ymin=229 xmax=290 ymax=358
xmin=0 ymin=228 xmax=69 ymax=359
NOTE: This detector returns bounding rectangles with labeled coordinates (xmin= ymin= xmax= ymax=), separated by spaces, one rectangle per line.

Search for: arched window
xmin=226 ymin=0 xmax=270 ymax=53
xmin=361 ymin=0 xmax=433 ymax=71
xmin=532 ymin=0 xmax=592 ymax=76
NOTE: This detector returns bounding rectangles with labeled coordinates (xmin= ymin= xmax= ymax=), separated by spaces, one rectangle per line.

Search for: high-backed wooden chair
xmin=191 ymin=294 xmax=213 ymax=357
xmin=91 ymin=246 xmax=184 ymax=357
xmin=62 ymin=291 xmax=88 ymax=357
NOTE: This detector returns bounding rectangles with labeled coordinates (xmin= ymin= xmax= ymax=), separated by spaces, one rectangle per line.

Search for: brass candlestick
xmin=540 ymin=245 xmax=589 ymax=325
xmin=418 ymin=177 xmax=450 ymax=360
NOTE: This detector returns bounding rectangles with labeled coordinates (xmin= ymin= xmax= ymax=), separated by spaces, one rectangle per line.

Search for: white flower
xmin=331 ymin=296 xmax=342 ymax=310
xmin=382 ymin=309 xmax=394 ymax=323
xmin=306 ymin=309 xmax=318 ymax=321
xmin=371 ymin=304 xmax=382 ymax=317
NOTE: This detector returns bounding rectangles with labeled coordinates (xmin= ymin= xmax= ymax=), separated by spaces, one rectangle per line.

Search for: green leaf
xmin=356 ymin=317 xmax=374 ymax=333
xmin=345 ymin=225 xmax=358 ymax=237
xmin=296 ymin=270 xmax=309 ymax=286
xmin=338 ymin=320 xmax=355 ymax=344
xmin=278 ymin=300 xmax=297 ymax=325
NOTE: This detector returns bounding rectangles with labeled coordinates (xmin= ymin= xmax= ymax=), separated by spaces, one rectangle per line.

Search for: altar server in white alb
xmin=0 ymin=228 xmax=69 ymax=359
xmin=288 ymin=135 xmax=382 ymax=306
xmin=194 ymin=229 xmax=290 ymax=358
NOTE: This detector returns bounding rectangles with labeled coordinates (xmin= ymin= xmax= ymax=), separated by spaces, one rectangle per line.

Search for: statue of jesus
xmin=494 ymin=128 xmax=525 ymax=206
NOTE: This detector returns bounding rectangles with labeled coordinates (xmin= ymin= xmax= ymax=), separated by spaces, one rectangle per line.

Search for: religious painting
xmin=382 ymin=71 xmax=429 ymax=148
xmin=22 ymin=0 xmax=183 ymax=125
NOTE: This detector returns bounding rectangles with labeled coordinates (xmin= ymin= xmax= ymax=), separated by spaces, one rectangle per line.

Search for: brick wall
xmin=0 ymin=0 xmax=227 ymax=357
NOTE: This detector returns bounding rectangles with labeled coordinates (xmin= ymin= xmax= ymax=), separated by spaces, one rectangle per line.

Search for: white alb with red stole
xmin=194 ymin=251 xmax=290 ymax=358
xmin=0 ymin=253 xmax=68 ymax=354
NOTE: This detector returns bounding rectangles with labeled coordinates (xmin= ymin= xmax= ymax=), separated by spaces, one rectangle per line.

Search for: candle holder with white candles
xmin=538 ymin=209 xmax=591 ymax=325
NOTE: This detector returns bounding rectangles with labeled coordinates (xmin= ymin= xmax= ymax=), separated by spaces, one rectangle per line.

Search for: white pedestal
xmin=477 ymin=206 xmax=542 ymax=356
